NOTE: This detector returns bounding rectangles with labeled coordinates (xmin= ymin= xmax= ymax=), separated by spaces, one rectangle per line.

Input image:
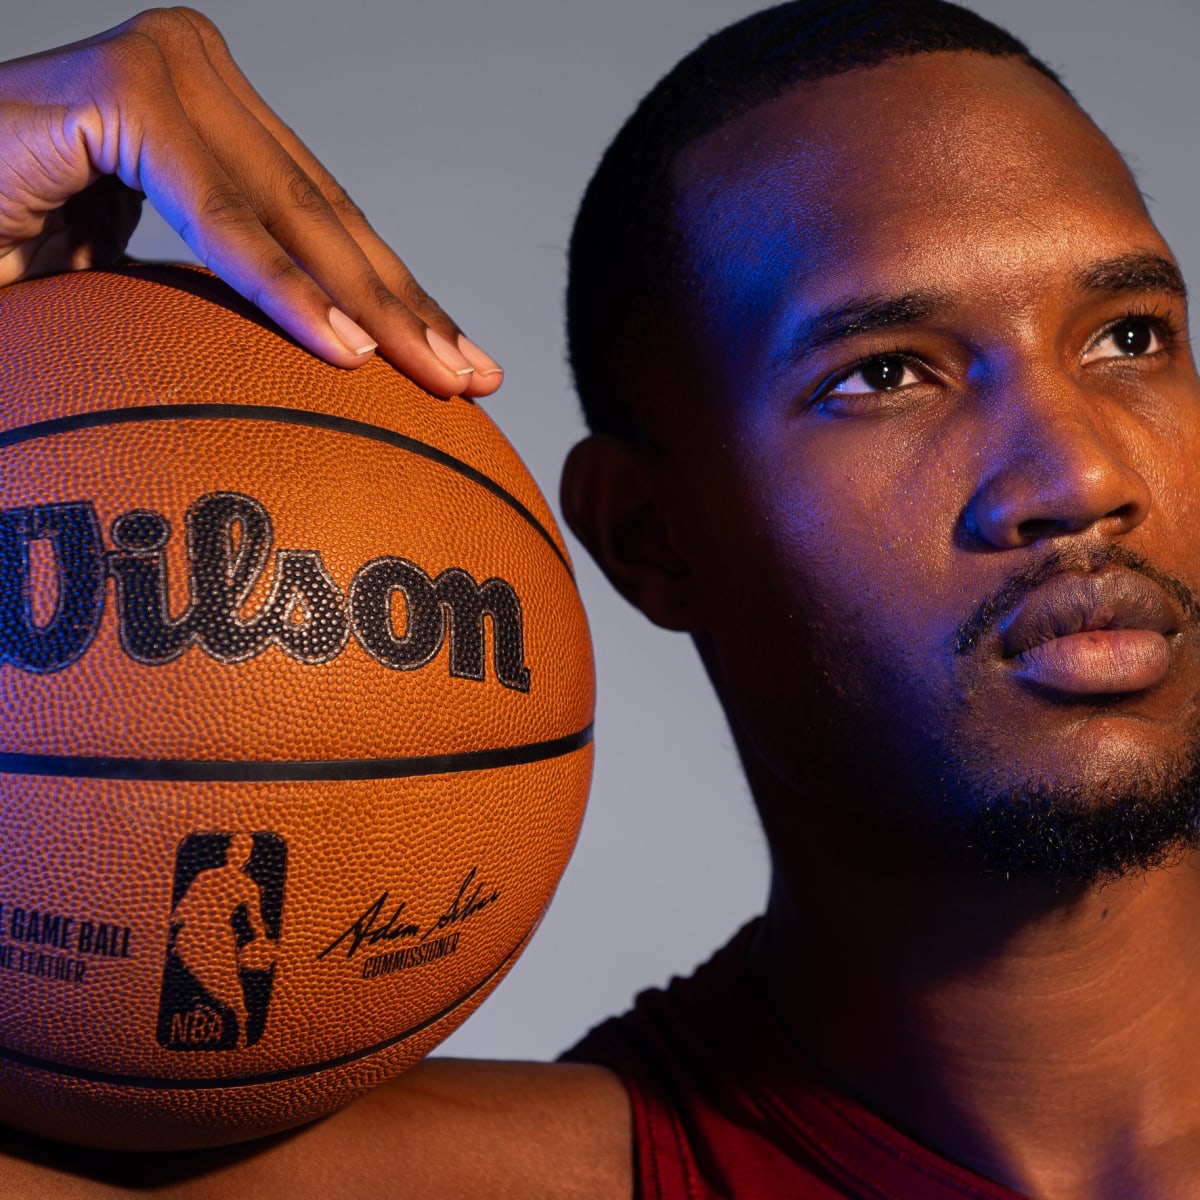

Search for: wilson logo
xmin=0 ymin=491 xmax=530 ymax=689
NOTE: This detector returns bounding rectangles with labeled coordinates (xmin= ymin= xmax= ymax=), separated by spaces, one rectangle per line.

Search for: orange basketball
xmin=0 ymin=265 xmax=593 ymax=1150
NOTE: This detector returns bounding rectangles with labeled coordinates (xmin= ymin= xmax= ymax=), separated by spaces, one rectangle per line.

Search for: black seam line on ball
xmin=0 ymin=404 xmax=573 ymax=578
xmin=0 ymin=725 xmax=593 ymax=782
xmin=0 ymin=933 xmax=530 ymax=1090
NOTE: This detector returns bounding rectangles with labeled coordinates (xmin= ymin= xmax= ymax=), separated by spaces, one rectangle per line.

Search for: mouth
xmin=999 ymin=567 xmax=1183 ymax=696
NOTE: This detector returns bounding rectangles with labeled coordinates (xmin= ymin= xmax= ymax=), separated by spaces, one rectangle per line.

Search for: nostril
xmin=1105 ymin=501 xmax=1141 ymax=527
xmin=1015 ymin=517 xmax=1059 ymax=544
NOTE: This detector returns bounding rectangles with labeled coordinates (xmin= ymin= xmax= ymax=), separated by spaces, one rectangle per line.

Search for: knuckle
xmin=198 ymin=182 xmax=255 ymax=223
xmin=282 ymin=169 xmax=328 ymax=218
xmin=399 ymin=276 xmax=445 ymax=321
xmin=168 ymin=7 xmax=227 ymax=47
xmin=121 ymin=7 xmax=199 ymax=48
xmin=119 ymin=6 xmax=172 ymax=33
xmin=367 ymin=275 xmax=411 ymax=317
xmin=177 ymin=183 xmax=256 ymax=246
xmin=114 ymin=9 xmax=217 ymax=79
xmin=366 ymin=273 xmax=448 ymax=328
xmin=90 ymin=30 xmax=172 ymax=95
xmin=256 ymin=251 xmax=305 ymax=288
xmin=244 ymin=253 xmax=306 ymax=307
xmin=324 ymin=180 xmax=368 ymax=228
xmin=170 ymin=7 xmax=239 ymax=68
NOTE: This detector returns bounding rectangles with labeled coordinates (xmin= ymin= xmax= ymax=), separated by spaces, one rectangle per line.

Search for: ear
xmin=560 ymin=435 xmax=698 ymax=631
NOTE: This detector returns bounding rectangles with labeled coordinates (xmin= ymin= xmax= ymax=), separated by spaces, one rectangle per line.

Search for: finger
xmin=161 ymin=8 xmax=504 ymax=395
xmin=131 ymin=10 xmax=501 ymax=393
xmin=146 ymin=135 xmax=383 ymax=369
xmin=75 ymin=22 xmax=465 ymax=390
xmin=78 ymin=41 xmax=377 ymax=367
xmin=169 ymin=10 xmax=451 ymax=319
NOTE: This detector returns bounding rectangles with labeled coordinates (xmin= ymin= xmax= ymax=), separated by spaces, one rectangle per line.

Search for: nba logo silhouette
xmin=156 ymin=831 xmax=287 ymax=1051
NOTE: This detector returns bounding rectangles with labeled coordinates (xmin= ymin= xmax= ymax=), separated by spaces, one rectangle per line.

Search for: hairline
xmin=567 ymin=18 xmax=1080 ymax=441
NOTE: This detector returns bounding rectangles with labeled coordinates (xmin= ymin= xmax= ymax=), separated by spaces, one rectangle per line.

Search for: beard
xmin=736 ymin=542 xmax=1200 ymax=891
xmin=955 ymin=755 xmax=1200 ymax=888
xmin=935 ymin=545 xmax=1200 ymax=889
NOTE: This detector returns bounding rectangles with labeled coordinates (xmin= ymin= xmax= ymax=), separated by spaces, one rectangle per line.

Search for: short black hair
xmin=566 ymin=0 xmax=1069 ymax=437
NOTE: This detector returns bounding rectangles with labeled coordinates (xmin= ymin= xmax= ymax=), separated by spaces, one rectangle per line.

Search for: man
xmin=0 ymin=2 xmax=1198 ymax=1195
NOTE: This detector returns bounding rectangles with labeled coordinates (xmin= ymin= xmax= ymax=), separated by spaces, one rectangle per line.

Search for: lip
xmin=999 ymin=568 xmax=1182 ymax=696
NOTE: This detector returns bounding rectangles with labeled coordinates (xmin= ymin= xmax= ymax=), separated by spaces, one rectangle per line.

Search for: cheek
xmin=1110 ymin=385 xmax=1200 ymax=593
xmin=687 ymin=449 xmax=966 ymax=780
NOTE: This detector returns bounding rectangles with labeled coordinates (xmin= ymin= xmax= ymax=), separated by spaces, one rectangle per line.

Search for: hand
xmin=0 ymin=7 xmax=502 ymax=395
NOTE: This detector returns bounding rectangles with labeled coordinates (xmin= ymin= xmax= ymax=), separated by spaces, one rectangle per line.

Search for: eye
xmin=1081 ymin=315 xmax=1167 ymax=365
xmin=828 ymin=355 xmax=922 ymax=395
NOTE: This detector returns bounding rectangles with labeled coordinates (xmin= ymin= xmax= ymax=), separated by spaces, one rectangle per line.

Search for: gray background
xmin=8 ymin=1 xmax=1197 ymax=1060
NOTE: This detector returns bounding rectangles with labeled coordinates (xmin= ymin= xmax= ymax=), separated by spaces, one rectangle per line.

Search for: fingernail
xmin=457 ymin=335 xmax=504 ymax=377
xmin=426 ymin=327 xmax=476 ymax=377
xmin=329 ymin=307 xmax=377 ymax=356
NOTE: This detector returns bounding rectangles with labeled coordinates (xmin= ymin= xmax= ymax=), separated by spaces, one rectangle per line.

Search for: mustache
xmin=952 ymin=545 xmax=1200 ymax=656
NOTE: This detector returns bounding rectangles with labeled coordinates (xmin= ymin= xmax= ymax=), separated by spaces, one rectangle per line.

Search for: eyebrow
xmin=776 ymin=252 xmax=1188 ymax=374
xmin=779 ymin=290 xmax=951 ymax=369
xmin=1073 ymin=251 xmax=1188 ymax=299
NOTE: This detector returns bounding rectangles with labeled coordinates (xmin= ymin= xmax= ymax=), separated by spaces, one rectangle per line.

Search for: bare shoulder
xmin=0 ymin=1059 xmax=632 ymax=1200
xmin=349 ymin=1057 xmax=634 ymax=1198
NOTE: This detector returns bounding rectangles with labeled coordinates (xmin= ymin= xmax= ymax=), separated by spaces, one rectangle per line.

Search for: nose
xmin=964 ymin=382 xmax=1152 ymax=549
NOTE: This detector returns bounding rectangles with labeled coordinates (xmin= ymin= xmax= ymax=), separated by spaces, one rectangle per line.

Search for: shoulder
xmin=0 ymin=1059 xmax=633 ymax=1200
xmin=338 ymin=1057 xmax=634 ymax=1198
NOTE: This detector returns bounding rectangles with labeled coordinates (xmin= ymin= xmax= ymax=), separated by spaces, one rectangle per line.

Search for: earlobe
xmin=560 ymin=435 xmax=698 ymax=631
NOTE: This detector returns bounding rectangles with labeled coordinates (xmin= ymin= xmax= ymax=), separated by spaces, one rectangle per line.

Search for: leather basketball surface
xmin=0 ymin=266 xmax=594 ymax=1150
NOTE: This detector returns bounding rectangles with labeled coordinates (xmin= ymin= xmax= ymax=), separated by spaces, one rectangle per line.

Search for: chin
xmin=946 ymin=730 xmax=1200 ymax=888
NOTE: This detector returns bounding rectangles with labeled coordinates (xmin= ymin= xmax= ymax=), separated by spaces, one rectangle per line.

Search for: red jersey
xmin=563 ymin=923 xmax=1024 ymax=1199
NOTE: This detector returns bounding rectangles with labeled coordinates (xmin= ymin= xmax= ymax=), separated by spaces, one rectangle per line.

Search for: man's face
xmin=660 ymin=53 xmax=1200 ymax=877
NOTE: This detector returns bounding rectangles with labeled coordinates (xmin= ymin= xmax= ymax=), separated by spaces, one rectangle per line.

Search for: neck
xmin=754 ymin=787 xmax=1200 ymax=1199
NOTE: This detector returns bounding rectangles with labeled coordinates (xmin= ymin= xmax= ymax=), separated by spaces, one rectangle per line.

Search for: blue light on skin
xmin=570 ymin=51 xmax=1200 ymax=1195
xmin=652 ymin=54 xmax=1200 ymax=824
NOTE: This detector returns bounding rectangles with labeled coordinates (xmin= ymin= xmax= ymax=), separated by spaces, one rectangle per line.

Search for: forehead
xmin=668 ymin=53 xmax=1165 ymax=367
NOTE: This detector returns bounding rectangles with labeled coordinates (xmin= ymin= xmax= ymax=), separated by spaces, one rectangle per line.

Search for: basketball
xmin=0 ymin=266 xmax=594 ymax=1150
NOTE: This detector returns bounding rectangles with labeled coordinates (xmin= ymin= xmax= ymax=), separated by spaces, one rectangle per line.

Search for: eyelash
xmin=815 ymin=305 xmax=1186 ymax=407
xmin=1088 ymin=303 xmax=1185 ymax=358
xmin=810 ymin=347 xmax=934 ymax=412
